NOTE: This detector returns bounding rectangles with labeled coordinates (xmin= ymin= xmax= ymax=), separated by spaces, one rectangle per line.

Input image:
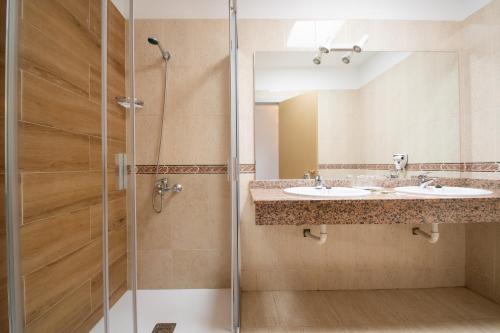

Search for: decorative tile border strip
xmin=318 ymin=162 xmax=500 ymax=172
xmin=135 ymin=164 xmax=256 ymax=174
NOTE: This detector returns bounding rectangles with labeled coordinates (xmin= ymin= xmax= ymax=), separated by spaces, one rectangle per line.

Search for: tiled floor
xmin=241 ymin=288 xmax=500 ymax=332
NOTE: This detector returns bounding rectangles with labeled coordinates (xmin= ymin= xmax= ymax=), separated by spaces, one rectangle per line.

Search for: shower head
xmin=147 ymin=37 xmax=159 ymax=45
xmin=147 ymin=36 xmax=171 ymax=61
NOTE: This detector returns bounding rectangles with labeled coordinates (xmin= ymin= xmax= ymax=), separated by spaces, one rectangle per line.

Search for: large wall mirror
xmin=254 ymin=51 xmax=460 ymax=180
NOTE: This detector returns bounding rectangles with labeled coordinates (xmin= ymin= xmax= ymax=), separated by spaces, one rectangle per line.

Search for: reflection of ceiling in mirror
xmin=255 ymin=52 xmax=378 ymax=69
xmin=254 ymin=51 xmax=413 ymax=102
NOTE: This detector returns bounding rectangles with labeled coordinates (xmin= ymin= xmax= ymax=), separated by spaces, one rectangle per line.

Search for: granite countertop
xmin=250 ymin=178 xmax=500 ymax=225
xmin=250 ymin=187 xmax=500 ymax=202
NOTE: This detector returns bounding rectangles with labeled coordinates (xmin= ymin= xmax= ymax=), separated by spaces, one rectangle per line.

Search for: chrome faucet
xmin=315 ymin=175 xmax=325 ymax=188
xmin=418 ymin=174 xmax=436 ymax=188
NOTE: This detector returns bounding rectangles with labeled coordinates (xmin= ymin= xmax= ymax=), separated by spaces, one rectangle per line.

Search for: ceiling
xmin=112 ymin=0 xmax=492 ymax=21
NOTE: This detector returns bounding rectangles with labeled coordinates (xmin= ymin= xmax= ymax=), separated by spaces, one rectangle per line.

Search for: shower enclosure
xmin=2 ymin=0 xmax=240 ymax=332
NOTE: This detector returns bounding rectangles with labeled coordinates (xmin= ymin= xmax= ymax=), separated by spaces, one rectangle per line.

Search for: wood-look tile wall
xmin=18 ymin=0 xmax=127 ymax=331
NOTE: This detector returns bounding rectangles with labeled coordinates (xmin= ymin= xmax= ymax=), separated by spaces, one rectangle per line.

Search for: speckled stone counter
xmin=250 ymin=178 xmax=500 ymax=225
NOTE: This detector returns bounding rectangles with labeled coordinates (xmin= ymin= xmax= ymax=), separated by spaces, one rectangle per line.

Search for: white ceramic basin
xmin=394 ymin=186 xmax=492 ymax=197
xmin=283 ymin=186 xmax=371 ymax=198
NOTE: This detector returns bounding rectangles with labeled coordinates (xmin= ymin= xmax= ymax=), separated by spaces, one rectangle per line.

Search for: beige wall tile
xmin=138 ymin=249 xmax=173 ymax=289
xmin=136 ymin=173 xmax=230 ymax=288
xmin=466 ymin=223 xmax=496 ymax=278
xmin=172 ymin=249 xmax=230 ymax=289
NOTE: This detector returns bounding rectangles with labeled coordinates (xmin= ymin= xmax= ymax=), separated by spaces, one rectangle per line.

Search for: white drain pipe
xmin=303 ymin=224 xmax=328 ymax=245
xmin=412 ymin=223 xmax=439 ymax=244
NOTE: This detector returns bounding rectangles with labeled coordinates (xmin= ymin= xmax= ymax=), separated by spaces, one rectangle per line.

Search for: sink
xmin=283 ymin=186 xmax=371 ymax=198
xmin=394 ymin=186 xmax=492 ymax=197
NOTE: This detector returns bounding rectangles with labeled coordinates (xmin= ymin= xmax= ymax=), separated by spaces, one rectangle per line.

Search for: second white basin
xmin=283 ymin=186 xmax=371 ymax=198
xmin=394 ymin=186 xmax=492 ymax=197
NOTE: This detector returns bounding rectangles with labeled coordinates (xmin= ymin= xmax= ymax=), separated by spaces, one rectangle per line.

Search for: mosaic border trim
xmin=318 ymin=162 xmax=500 ymax=172
xmin=134 ymin=162 xmax=498 ymax=174
xmin=135 ymin=164 xmax=256 ymax=174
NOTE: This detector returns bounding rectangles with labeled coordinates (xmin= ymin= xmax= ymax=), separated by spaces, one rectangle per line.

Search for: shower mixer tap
xmin=155 ymin=178 xmax=170 ymax=195
xmin=154 ymin=178 xmax=183 ymax=195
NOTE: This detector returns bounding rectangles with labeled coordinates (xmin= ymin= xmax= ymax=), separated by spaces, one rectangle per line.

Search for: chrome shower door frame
xmin=229 ymin=0 xmax=241 ymax=332
xmin=5 ymin=0 xmax=24 ymax=331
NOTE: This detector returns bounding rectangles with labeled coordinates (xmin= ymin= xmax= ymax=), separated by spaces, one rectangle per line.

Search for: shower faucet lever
xmin=155 ymin=178 xmax=170 ymax=194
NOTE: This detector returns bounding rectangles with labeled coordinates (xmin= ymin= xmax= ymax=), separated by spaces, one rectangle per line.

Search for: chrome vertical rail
xmin=229 ymin=0 xmax=240 ymax=331
xmin=128 ymin=1 xmax=138 ymax=332
xmin=101 ymin=0 xmax=110 ymax=332
xmin=5 ymin=0 xmax=24 ymax=331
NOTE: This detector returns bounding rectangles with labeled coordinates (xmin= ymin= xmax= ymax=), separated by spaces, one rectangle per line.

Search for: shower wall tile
xmin=89 ymin=136 xmax=126 ymax=171
xmin=23 ymin=238 xmax=101 ymax=324
xmin=134 ymin=19 xmax=231 ymax=289
xmin=134 ymin=20 xmax=230 ymax=166
xmin=90 ymin=196 xmax=127 ymax=239
xmin=136 ymin=173 xmax=230 ymax=288
xmin=58 ymin=0 xmax=90 ymax=29
xmin=23 ymin=0 xmax=100 ymax=67
xmin=171 ymin=249 xmax=230 ymax=289
xmin=138 ymin=249 xmax=174 ymax=289
xmin=21 ymin=208 xmax=91 ymax=275
xmin=18 ymin=0 xmax=128 ymax=331
xmin=24 ymin=281 xmax=91 ymax=333
xmin=21 ymin=72 xmax=101 ymax=137
xmin=19 ymin=121 xmax=91 ymax=172
xmin=20 ymin=20 xmax=89 ymax=97
xmin=90 ymin=254 xmax=128 ymax=311
xmin=21 ymin=172 xmax=102 ymax=223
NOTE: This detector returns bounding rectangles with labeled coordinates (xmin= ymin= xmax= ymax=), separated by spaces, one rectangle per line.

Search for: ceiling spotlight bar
xmin=312 ymin=34 xmax=370 ymax=65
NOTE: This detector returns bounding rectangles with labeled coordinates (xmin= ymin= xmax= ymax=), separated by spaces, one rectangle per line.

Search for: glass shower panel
xmin=1 ymin=0 xmax=8 ymax=330
xmin=106 ymin=0 xmax=134 ymax=332
xmin=132 ymin=1 xmax=233 ymax=332
xmin=6 ymin=0 xmax=119 ymax=331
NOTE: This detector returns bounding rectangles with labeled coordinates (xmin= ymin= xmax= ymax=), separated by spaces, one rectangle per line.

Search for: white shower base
xmin=91 ymin=289 xmax=231 ymax=333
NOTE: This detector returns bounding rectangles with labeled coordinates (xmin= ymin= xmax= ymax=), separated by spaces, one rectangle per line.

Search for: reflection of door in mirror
xmin=255 ymin=104 xmax=280 ymax=179
xmin=279 ymin=92 xmax=318 ymax=179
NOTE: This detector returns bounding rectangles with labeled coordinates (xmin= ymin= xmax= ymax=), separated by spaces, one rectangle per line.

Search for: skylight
xmin=286 ymin=20 xmax=345 ymax=49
